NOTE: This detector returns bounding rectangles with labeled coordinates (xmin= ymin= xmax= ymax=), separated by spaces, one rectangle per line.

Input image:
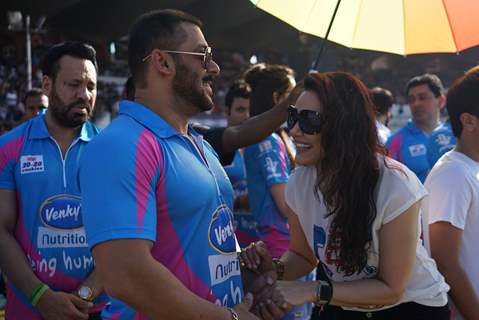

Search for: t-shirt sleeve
xmin=284 ymin=169 xmax=299 ymax=213
xmin=255 ymin=137 xmax=289 ymax=188
xmin=424 ymin=164 xmax=471 ymax=230
xmin=0 ymin=135 xmax=23 ymax=190
xmin=80 ymin=129 xmax=161 ymax=248
xmin=379 ymin=159 xmax=427 ymax=225
xmin=386 ymin=134 xmax=402 ymax=161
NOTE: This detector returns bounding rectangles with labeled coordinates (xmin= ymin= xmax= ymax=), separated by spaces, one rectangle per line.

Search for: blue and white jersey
xmin=386 ymin=120 xmax=441 ymax=182
xmin=0 ymin=114 xmax=102 ymax=319
xmin=244 ymin=133 xmax=290 ymax=258
xmin=427 ymin=121 xmax=456 ymax=167
xmin=80 ymin=101 xmax=242 ymax=319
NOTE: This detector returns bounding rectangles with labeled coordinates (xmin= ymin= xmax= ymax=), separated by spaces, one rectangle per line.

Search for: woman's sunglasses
xmin=287 ymin=105 xmax=323 ymax=135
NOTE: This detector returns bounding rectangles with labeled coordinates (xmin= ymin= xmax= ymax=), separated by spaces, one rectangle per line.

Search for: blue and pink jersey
xmin=80 ymin=101 xmax=243 ymax=319
xmin=0 ymin=114 xmax=102 ymax=319
xmin=427 ymin=121 xmax=456 ymax=167
xmin=224 ymin=150 xmax=259 ymax=247
xmin=386 ymin=120 xmax=440 ymax=182
xmin=244 ymin=133 xmax=290 ymax=258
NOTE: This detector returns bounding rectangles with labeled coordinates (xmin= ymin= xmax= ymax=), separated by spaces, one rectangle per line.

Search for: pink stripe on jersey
xmin=388 ymin=136 xmax=403 ymax=162
xmin=277 ymin=138 xmax=287 ymax=177
xmin=0 ymin=136 xmax=24 ymax=172
xmin=151 ymin=163 xmax=218 ymax=304
xmin=135 ymin=130 xmax=162 ymax=231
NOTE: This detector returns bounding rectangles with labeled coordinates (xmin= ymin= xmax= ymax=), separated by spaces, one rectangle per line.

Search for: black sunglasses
xmin=287 ymin=105 xmax=323 ymax=135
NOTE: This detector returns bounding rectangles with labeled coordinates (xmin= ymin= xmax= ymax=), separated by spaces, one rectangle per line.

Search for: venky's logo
xmin=40 ymin=194 xmax=82 ymax=229
xmin=208 ymin=205 xmax=237 ymax=254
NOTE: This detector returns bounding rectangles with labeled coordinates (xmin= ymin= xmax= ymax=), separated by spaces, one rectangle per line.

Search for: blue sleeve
xmin=255 ymin=136 xmax=289 ymax=188
xmin=80 ymin=127 xmax=160 ymax=248
xmin=0 ymin=132 xmax=24 ymax=190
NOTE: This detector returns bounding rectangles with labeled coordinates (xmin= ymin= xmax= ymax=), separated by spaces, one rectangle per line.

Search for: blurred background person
xmin=370 ymin=86 xmax=393 ymax=144
xmin=386 ymin=74 xmax=445 ymax=182
xmin=20 ymin=88 xmax=48 ymax=123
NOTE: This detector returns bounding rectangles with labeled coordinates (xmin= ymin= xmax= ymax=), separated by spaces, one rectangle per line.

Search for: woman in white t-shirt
xmin=240 ymin=72 xmax=449 ymax=319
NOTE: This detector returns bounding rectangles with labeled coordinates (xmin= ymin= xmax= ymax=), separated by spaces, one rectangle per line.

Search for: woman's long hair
xmin=305 ymin=72 xmax=387 ymax=276
xmin=244 ymin=63 xmax=296 ymax=166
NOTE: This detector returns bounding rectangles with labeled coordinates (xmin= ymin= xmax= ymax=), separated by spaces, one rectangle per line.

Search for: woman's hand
xmin=275 ymin=280 xmax=316 ymax=306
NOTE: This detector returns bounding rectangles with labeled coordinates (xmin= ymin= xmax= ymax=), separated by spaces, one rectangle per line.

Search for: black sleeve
xmin=202 ymin=127 xmax=235 ymax=166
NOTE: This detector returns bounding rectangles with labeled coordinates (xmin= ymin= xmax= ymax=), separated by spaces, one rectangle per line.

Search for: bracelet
xmin=30 ymin=283 xmax=49 ymax=306
xmin=272 ymin=258 xmax=285 ymax=280
xmin=314 ymin=280 xmax=333 ymax=306
xmin=226 ymin=307 xmax=239 ymax=320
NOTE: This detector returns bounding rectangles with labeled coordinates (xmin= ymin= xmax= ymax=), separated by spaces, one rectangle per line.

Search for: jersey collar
xmin=28 ymin=113 xmax=97 ymax=141
xmin=119 ymin=100 xmax=194 ymax=139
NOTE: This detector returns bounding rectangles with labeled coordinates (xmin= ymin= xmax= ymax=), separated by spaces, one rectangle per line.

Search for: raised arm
xmin=221 ymin=83 xmax=303 ymax=154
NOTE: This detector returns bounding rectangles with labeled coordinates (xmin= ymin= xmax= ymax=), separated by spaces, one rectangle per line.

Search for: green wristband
xmin=30 ymin=283 xmax=49 ymax=306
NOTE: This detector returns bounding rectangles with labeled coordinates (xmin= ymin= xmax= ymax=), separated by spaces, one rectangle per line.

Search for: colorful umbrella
xmin=250 ymin=0 xmax=479 ymax=68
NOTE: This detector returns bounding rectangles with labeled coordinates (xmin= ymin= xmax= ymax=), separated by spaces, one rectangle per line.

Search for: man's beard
xmin=172 ymin=61 xmax=214 ymax=112
xmin=49 ymin=86 xmax=93 ymax=128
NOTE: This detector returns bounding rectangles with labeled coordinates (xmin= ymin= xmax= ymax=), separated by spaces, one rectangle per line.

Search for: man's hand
xmin=240 ymin=241 xmax=273 ymax=273
xmin=36 ymin=289 xmax=92 ymax=320
xmin=233 ymin=293 xmax=260 ymax=320
xmin=240 ymin=242 xmax=291 ymax=319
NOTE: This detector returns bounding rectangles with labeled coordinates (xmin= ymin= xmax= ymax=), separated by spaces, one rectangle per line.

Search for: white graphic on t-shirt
xmin=20 ymin=155 xmax=44 ymax=174
xmin=265 ymin=157 xmax=281 ymax=179
xmin=409 ymin=144 xmax=427 ymax=157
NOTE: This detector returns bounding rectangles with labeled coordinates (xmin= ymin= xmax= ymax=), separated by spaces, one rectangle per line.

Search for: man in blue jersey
xmin=80 ymin=9 xmax=286 ymax=320
xmin=386 ymin=74 xmax=445 ymax=182
xmin=0 ymin=42 xmax=103 ymax=319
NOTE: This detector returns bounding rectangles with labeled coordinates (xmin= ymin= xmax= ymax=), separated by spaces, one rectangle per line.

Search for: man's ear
xmin=42 ymin=75 xmax=52 ymax=97
xmin=150 ymin=49 xmax=174 ymax=76
xmin=438 ymin=94 xmax=446 ymax=109
xmin=272 ymin=92 xmax=279 ymax=105
xmin=460 ymin=112 xmax=479 ymax=133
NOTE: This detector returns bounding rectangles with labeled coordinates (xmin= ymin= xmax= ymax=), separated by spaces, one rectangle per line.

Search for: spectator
xmin=386 ymin=74 xmax=445 ymax=182
xmin=424 ymin=66 xmax=479 ymax=320
xmin=370 ymin=86 xmax=393 ymax=144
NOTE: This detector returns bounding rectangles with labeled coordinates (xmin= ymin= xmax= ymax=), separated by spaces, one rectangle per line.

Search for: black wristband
xmin=315 ymin=280 xmax=333 ymax=306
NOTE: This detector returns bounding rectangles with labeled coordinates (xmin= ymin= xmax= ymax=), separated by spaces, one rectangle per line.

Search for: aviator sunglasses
xmin=287 ymin=105 xmax=323 ymax=135
xmin=142 ymin=46 xmax=213 ymax=69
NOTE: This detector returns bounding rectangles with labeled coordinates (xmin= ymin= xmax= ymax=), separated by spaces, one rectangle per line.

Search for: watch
xmin=315 ymin=280 xmax=333 ymax=306
xmin=77 ymin=286 xmax=94 ymax=302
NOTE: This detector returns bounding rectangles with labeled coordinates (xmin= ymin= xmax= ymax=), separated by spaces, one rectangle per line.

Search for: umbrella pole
xmin=311 ymin=0 xmax=342 ymax=71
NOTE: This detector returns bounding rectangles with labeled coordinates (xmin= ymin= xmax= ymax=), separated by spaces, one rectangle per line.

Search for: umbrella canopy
xmin=250 ymin=0 xmax=479 ymax=56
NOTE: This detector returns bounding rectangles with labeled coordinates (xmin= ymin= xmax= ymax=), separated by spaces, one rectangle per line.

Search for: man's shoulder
xmin=0 ymin=121 xmax=29 ymax=149
xmin=427 ymin=153 xmax=466 ymax=183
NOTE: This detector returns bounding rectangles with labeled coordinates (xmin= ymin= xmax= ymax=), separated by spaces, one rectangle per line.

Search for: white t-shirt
xmin=285 ymin=156 xmax=449 ymax=312
xmin=423 ymin=150 xmax=479 ymax=298
xmin=376 ymin=121 xmax=391 ymax=145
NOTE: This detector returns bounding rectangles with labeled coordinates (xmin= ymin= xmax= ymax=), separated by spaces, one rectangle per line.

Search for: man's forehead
xmin=57 ymin=55 xmax=97 ymax=79
xmin=409 ymin=84 xmax=432 ymax=95
xmin=177 ymin=22 xmax=208 ymax=50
